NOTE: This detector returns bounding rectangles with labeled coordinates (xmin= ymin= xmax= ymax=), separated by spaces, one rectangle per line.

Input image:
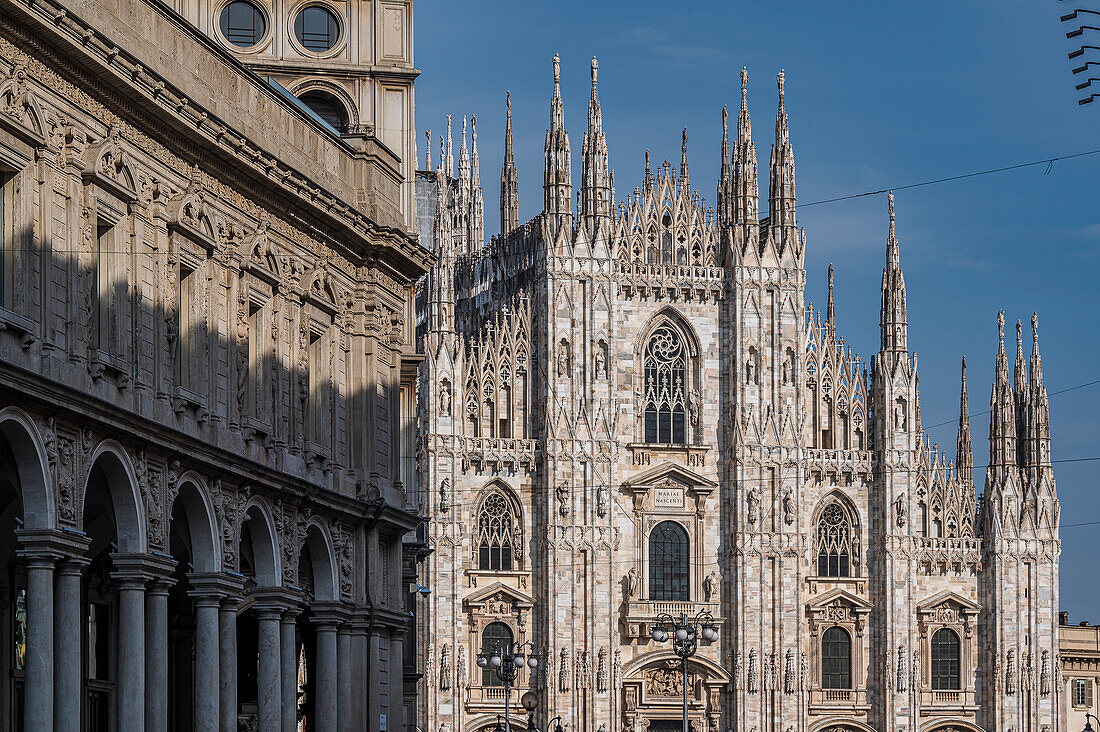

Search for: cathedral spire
xmin=469 ymin=115 xmax=484 ymax=250
xmin=445 ymin=114 xmax=454 ymax=176
xmin=1027 ymin=312 xmax=1052 ymax=472
xmin=768 ymin=70 xmax=796 ymax=236
xmin=459 ymin=116 xmax=470 ymax=180
xmin=879 ymin=192 xmax=908 ymax=356
xmin=425 ymin=130 xmax=432 ymax=171
xmin=733 ymin=68 xmax=759 ymax=252
xmin=501 ymin=91 xmax=519 ymax=236
xmin=680 ymin=128 xmax=689 ymax=188
xmin=581 ymin=56 xmax=610 ymax=237
xmin=989 ymin=310 xmax=1017 ymax=483
xmin=958 ymin=356 xmax=974 ymax=485
xmin=718 ymin=105 xmax=733 ymax=230
xmin=826 ymin=263 xmax=835 ymax=329
xmin=544 ymin=53 xmax=573 ymax=237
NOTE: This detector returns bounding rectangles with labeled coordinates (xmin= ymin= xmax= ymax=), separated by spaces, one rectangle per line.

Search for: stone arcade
xmin=0 ymin=0 xmax=423 ymax=729
xmin=416 ymin=57 xmax=1061 ymax=732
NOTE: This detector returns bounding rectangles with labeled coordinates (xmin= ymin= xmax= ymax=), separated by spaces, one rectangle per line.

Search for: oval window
xmin=294 ymin=5 xmax=341 ymax=52
xmin=219 ymin=1 xmax=266 ymax=48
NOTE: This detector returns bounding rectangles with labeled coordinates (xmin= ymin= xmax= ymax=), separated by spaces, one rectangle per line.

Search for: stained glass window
xmin=817 ymin=502 xmax=853 ymax=577
xmin=477 ymin=491 xmax=516 ymax=571
xmin=643 ymin=326 xmax=687 ymax=445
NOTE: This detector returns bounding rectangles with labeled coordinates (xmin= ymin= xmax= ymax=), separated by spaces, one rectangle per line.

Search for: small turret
xmin=734 ymin=68 xmax=759 ymax=253
xmin=988 ymin=311 xmax=1017 ymax=484
xmin=469 ymin=115 xmax=484 ymax=249
xmin=768 ymin=70 xmax=796 ymax=240
xmin=826 ymin=263 xmax=836 ymax=331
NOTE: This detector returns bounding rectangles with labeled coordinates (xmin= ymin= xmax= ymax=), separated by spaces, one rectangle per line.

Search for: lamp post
xmin=1083 ymin=712 xmax=1100 ymax=732
xmin=519 ymin=690 xmax=564 ymax=732
xmin=477 ymin=641 xmax=538 ymax=732
xmin=650 ymin=610 xmax=719 ymax=732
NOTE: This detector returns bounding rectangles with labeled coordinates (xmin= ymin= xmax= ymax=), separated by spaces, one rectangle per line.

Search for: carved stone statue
xmin=783 ymin=489 xmax=795 ymax=526
xmin=438 ymin=380 xmax=451 ymax=416
xmin=895 ymin=492 xmax=907 ymax=528
xmin=625 ymin=567 xmax=639 ymax=600
xmin=747 ymin=489 xmax=759 ymax=526
xmin=703 ymin=571 xmax=718 ymax=602
xmin=556 ymin=484 xmax=569 ymax=518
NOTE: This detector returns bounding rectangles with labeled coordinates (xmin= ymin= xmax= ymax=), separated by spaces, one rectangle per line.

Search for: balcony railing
xmin=933 ymin=691 xmax=961 ymax=703
xmin=824 ymin=689 xmax=851 ymax=702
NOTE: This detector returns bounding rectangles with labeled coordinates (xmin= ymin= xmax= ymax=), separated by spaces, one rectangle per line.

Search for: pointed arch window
xmin=821 ymin=627 xmax=852 ymax=689
xmin=476 ymin=490 xmax=518 ymax=571
xmin=643 ymin=326 xmax=687 ymax=445
xmin=481 ymin=622 xmax=513 ymax=686
xmin=817 ymin=502 xmax=854 ymax=577
xmin=931 ymin=628 xmax=961 ymax=690
xmin=648 ymin=521 xmax=689 ymax=601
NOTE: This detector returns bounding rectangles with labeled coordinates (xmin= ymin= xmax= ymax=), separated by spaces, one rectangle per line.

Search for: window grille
xmin=480 ymin=622 xmax=513 ymax=687
xmin=648 ymin=521 xmax=689 ymax=601
xmin=817 ymin=502 xmax=853 ymax=577
xmin=821 ymin=627 xmax=852 ymax=689
xmin=477 ymin=491 xmax=517 ymax=571
xmin=930 ymin=628 xmax=961 ymax=691
xmin=643 ymin=326 xmax=687 ymax=444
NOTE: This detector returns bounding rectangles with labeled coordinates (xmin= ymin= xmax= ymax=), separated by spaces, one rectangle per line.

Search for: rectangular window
xmin=94 ymin=223 xmax=113 ymax=350
xmin=0 ymin=169 xmax=15 ymax=309
xmin=1075 ymin=678 xmax=1093 ymax=707
xmin=177 ymin=264 xmax=195 ymax=390
xmin=247 ymin=302 xmax=264 ymax=420
xmin=306 ymin=329 xmax=323 ymax=442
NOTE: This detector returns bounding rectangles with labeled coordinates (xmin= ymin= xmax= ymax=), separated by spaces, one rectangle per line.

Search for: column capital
xmin=110 ymin=551 xmax=176 ymax=587
xmin=188 ymin=571 xmax=245 ymax=604
xmin=16 ymin=527 xmax=91 ymax=562
xmin=250 ymin=586 xmax=304 ymax=617
xmin=310 ymin=600 xmax=353 ymax=628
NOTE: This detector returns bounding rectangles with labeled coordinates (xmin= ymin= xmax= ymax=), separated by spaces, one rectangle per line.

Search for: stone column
xmin=189 ymin=590 xmax=222 ymax=729
xmin=220 ymin=593 xmax=243 ymax=732
xmin=337 ymin=622 xmax=353 ymax=729
xmin=18 ymin=548 xmax=56 ymax=731
xmin=312 ymin=603 xmax=349 ymax=732
xmin=111 ymin=554 xmax=151 ymax=732
xmin=349 ymin=611 xmax=371 ymax=730
xmin=281 ymin=607 xmax=300 ymax=732
xmin=145 ymin=576 xmax=175 ymax=732
xmin=53 ymin=545 xmax=90 ymax=732
xmin=252 ymin=589 xmax=300 ymax=732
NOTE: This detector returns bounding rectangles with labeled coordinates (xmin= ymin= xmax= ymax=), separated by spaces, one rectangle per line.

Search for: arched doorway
xmin=294 ymin=522 xmax=339 ymax=731
xmin=237 ymin=501 xmax=281 ymax=730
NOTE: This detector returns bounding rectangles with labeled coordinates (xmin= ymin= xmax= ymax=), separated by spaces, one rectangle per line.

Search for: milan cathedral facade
xmin=416 ymin=56 xmax=1061 ymax=732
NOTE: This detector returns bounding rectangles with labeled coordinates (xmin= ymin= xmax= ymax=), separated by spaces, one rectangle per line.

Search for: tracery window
xmin=648 ymin=521 xmax=689 ymax=601
xmin=930 ymin=628 xmax=960 ymax=690
xmin=477 ymin=491 xmax=517 ymax=571
xmin=643 ymin=326 xmax=687 ymax=445
xmin=821 ymin=627 xmax=852 ymax=689
xmin=480 ymin=622 xmax=513 ymax=687
xmin=817 ymin=502 xmax=853 ymax=577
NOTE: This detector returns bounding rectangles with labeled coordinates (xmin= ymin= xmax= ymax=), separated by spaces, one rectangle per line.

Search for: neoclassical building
xmin=416 ymin=57 xmax=1062 ymax=732
xmin=0 ymin=0 xmax=425 ymax=729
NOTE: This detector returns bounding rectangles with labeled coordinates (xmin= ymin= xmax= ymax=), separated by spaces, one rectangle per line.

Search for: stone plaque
xmin=653 ymin=487 xmax=684 ymax=508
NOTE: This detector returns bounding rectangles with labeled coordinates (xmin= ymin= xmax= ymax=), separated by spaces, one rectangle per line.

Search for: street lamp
xmin=650 ymin=610 xmax=718 ymax=732
xmin=519 ymin=690 xmax=564 ymax=732
xmin=477 ymin=641 xmax=538 ymax=732
xmin=1083 ymin=712 xmax=1100 ymax=732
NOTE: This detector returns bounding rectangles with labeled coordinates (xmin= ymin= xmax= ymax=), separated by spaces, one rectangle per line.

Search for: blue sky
xmin=415 ymin=1 xmax=1100 ymax=618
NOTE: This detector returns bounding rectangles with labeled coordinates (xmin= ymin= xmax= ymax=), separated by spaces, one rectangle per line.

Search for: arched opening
xmin=0 ymin=419 xmax=31 ymax=726
xmin=81 ymin=449 xmax=144 ymax=728
xmin=297 ymin=91 xmax=349 ymax=134
xmin=237 ymin=504 xmax=280 ymax=721
xmin=292 ymin=523 xmax=338 ymax=731
xmin=165 ymin=480 xmax=220 ymax=731
xmin=821 ymin=627 xmax=852 ymax=689
xmin=648 ymin=521 xmax=689 ymax=601
xmin=480 ymin=622 xmax=513 ymax=687
xmin=930 ymin=628 xmax=961 ymax=690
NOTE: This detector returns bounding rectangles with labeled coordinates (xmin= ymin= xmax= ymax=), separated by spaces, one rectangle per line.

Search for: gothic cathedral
xmin=415 ymin=56 xmax=1061 ymax=732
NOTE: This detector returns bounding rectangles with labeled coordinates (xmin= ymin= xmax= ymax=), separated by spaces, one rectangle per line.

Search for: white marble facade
xmin=417 ymin=58 xmax=1061 ymax=732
